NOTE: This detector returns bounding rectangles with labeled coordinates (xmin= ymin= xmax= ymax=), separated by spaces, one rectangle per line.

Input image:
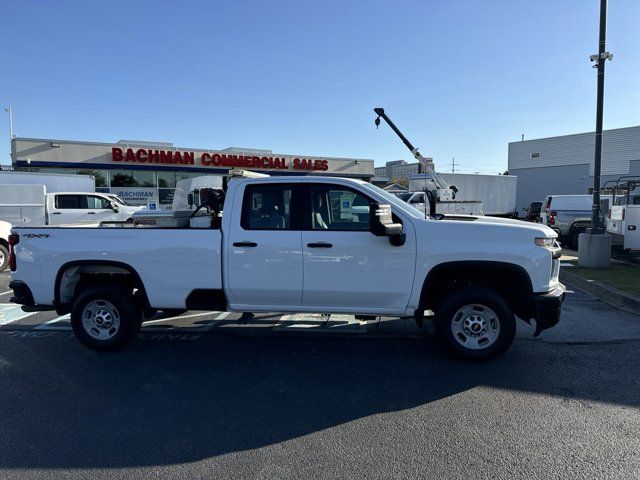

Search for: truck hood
xmin=415 ymin=214 xmax=558 ymax=250
xmin=443 ymin=214 xmax=555 ymax=231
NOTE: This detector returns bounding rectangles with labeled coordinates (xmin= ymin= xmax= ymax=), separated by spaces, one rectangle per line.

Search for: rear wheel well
xmin=419 ymin=262 xmax=535 ymax=322
xmin=55 ymin=262 xmax=148 ymax=313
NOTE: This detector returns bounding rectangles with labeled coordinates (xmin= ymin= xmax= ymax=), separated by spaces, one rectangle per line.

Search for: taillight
xmin=608 ymin=209 xmax=611 ymax=219
xmin=622 ymin=209 xmax=625 ymax=220
xmin=549 ymin=211 xmax=557 ymax=226
xmin=8 ymin=234 xmax=19 ymax=271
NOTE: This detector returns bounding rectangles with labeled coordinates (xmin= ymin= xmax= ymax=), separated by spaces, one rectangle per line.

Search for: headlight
xmin=534 ymin=237 xmax=555 ymax=247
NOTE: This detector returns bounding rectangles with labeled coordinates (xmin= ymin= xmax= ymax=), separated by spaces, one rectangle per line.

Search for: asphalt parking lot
xmin=0 ymin=270 xmax=639 ymax=479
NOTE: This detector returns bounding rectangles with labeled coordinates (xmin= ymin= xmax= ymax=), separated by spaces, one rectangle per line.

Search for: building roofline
xmin=509 ymin=125 xmax=640 ymax=146
xmin=11 ymin=136 xmax=373 ymax=163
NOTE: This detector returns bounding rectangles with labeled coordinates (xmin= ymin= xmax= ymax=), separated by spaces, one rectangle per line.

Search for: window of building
xmin=110 ymin=170 xmax=156 ymax=187
xmin=73 ymin=169 xmax=109 ymax=188
xmin=310 ymin=185 xmax=371 ymax=231
xmin=241 ymin=184 xmax=293 ymax=230
xmin=530 ymin=152 xmax=542 ymax=159
xmin=157 ymin=171 xmax=201 ymax=188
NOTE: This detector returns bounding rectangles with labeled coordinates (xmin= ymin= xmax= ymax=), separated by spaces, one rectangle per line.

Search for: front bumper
xmin=533 ymin=283 xmax=565 ymax=336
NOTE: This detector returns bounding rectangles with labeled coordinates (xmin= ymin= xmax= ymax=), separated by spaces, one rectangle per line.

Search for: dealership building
xmin=10 ymin=137 xmax=374 ymax=207
xmin=508 ymin=125 xmax=640 ymax=212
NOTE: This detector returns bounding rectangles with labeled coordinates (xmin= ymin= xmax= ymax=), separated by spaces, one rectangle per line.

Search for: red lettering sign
xmin=112 ymin=146 xmax=331 ymax=172
xmin=112 ymin=147 xmax=123 ymax=161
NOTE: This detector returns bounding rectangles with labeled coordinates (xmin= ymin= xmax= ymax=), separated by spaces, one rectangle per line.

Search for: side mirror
xmin=110 ymin=202 xmax=119 ymax=212
xmin=370 ymin=203 xmax=405 ymax=246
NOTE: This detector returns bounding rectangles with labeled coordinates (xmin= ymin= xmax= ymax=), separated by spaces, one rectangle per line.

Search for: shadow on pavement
xmin=0 ymin=332 xmax=638 ymax=469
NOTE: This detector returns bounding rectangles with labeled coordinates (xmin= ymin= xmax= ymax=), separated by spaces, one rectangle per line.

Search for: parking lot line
xmin=143 ymin=311 xmax=213 ymax=325
xmin=0 ymin=304 xmax=38 ymax=326
xmin=34 ymin=315 xmax=71 ymax=331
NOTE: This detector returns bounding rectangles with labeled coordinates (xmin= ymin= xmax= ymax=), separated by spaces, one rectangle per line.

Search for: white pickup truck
xmin=8 ymin=176 xmax=564 ymax=360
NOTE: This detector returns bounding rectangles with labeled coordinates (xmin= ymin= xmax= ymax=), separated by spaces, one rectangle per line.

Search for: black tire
xmin=161 ymin=309 xmax=188 ymax=317
xmin=435 ymin=286 xmax=516 ymax=361
xmin=70 ymin=285 xmax=142 ymax=351
xmin=0 ymin=244 xmax=9 ymax=272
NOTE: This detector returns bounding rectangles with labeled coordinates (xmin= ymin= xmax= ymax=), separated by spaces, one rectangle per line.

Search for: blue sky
xmin=1 ymin=0 xmax=638 ymax=173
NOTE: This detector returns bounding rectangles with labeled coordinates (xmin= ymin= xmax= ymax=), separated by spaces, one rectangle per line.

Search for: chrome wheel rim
xmin=0 ymin=250 xmax=5 ymax=266
xmin=451 ymin=304 xmax=500 ymax=350
xmin=82 ymin=300 xmax=121 ymax=341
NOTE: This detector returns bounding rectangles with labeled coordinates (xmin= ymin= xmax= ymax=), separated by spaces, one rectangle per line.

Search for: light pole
xmin=5 ymin=106 xmax=14 ymax=139
xmin=578 ymin=0 xmax=614 ymax=268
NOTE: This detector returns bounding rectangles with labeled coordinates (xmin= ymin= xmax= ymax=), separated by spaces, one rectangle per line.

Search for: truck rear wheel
xmin=435 ymin=286 xmax=516 ymax=361
xmin=70 ymin=285 xmax=142 ymax=351
xmin=0 ymin=244 xmax=8 ymax=271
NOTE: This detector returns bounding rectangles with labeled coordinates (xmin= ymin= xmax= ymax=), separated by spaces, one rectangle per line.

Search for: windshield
xmin=107 ymin=194 xmax=128 ymax=206
xmin=360 ymin=183 xmax=424 ymax=219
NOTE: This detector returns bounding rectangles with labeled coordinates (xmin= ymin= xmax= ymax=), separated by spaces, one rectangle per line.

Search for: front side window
xmin=241 ymin=184 xmax=292 ymax=230
xmin=87 ymin=195 xmax=111 ymax=209
xmin=55 ymin=194 xmax=88 ymax=209
xmin=311 ymin=185 xmax=371 ymax=231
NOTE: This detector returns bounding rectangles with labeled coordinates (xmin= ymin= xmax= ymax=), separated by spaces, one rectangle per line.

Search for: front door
xmin=301 ymin=183 xmax=416 ymax=313
xmin=226 ymin=182 xmax=303 ymax=309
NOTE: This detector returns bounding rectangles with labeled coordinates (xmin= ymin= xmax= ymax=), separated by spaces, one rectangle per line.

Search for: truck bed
xmin=11 ymin=226 xmax=222 ymax=309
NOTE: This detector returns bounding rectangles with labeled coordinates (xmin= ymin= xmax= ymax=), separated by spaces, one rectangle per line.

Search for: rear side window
xmin=55 ymin=195 xmax=88 ymax=209
xmin=241 ymin=184 xmax=293 ymax=230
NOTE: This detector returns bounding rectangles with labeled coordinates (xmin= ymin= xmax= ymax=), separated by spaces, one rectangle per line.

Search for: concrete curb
xmin=560 ymin=269 xmax=640 ymax=314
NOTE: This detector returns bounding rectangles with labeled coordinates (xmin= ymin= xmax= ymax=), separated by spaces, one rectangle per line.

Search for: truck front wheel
xmin=435 ymin=286 xmax=516 ymax=361
xmin=70 ymin=285 xmax=142 ymax=351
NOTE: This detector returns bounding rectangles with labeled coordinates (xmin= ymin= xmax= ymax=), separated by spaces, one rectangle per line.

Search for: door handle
xmin=52 ymin=212 xmax=62 ymax=215
xmin=87 ymin=212 xmax=96 ymax=214
xmin=233 ymin=241 xmax=258 ymax=247
xmin=307 ymin=242 xmax=333 ymax=248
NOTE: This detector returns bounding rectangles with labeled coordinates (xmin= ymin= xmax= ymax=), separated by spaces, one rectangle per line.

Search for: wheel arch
xmin=54 ymin=260 xmax=148 ymax=313
xmin=418 ymin=260 xmax=535 ymax=322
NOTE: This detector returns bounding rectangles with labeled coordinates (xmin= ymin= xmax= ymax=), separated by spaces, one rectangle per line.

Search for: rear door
xmin=225 ymin=182 xmax=304 ymax=308
xmin=300 ymin=183 xmax=416 ymax=313
xmin=48 ymin=194 xmax=88 ymax=225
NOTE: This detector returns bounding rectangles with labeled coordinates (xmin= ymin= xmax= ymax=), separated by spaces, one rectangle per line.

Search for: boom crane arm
xmin=374 ymin=107 xmax=457 ymax=198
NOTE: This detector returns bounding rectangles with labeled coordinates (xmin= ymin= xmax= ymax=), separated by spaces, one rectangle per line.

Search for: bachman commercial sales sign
xmin=112 ymin=147 xmax=330 ymax=172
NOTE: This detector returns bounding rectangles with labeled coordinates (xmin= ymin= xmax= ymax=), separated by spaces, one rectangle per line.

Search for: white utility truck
xmin=8 ymin=174 xmax=564 ymax=360
xmin=407 ymin=173 xmax=517 ymax=217
xmin=606 ymin=178 xmax=640 ymax=252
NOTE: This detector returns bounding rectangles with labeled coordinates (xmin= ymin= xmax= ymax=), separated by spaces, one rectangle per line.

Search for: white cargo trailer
xmin=409 ymin=173 xmax=517 ymax=217
xmin=0 ymin=170 xmax=95 ymax=193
